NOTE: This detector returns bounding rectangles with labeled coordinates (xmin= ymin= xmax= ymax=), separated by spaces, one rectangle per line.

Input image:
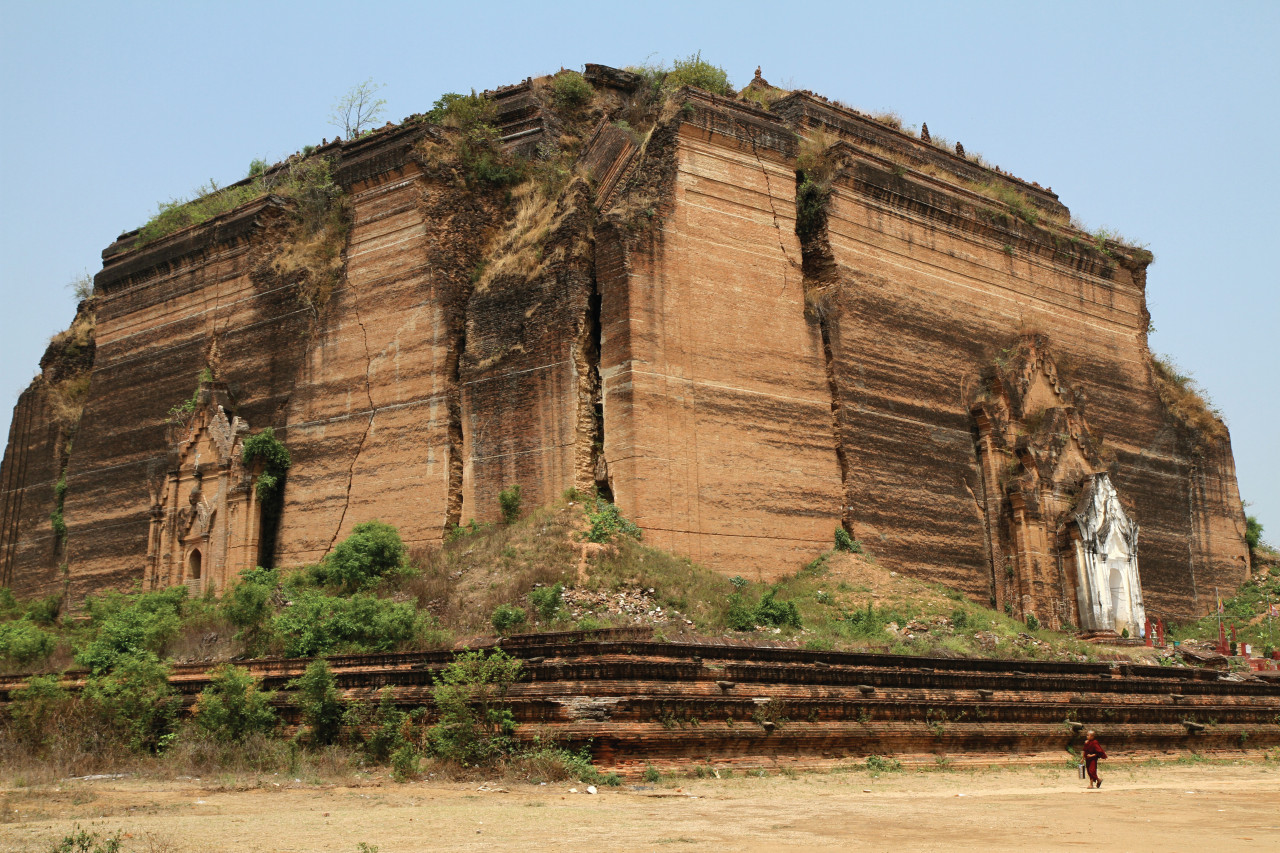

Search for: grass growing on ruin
xmin=136 ymin=155 xmax=346 ymax=248
xmin=1149 ymin=355 xmax=1229 ymax=450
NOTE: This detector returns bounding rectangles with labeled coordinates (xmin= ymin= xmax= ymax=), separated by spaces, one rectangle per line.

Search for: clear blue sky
xmin=1 ymin=0 xmax=1276 ymax=540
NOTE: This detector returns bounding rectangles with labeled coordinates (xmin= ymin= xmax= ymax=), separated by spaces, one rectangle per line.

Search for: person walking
xmin=1083 ymin=730 xmax=1107 ymax=788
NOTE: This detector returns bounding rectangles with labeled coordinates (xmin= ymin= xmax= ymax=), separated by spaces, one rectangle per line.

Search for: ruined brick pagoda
xmin=0 ymin=64 xmax=1252 ymax=632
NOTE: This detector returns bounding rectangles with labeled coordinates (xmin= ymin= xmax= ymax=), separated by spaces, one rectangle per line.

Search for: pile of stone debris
xmin=560 ymin=586 xmax=694 ymax=627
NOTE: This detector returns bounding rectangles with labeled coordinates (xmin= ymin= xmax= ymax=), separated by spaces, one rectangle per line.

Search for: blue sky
xmin=1 ymin=0 xmax=1276 ymax=538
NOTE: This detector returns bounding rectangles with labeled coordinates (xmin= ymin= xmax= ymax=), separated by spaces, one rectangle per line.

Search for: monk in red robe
xmin=1083 ymin=730 xmax=1107 ymax=788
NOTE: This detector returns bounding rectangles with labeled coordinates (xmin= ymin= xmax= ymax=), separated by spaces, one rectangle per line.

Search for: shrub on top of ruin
xmin=499 ymin=484 xmax=523 ymax=525
xmin=425 ymin=89 xmax=526 ymax=189
xmin=868 ymin=110 xmax=904 ymax=131
xmin=550 ymin=70 xmax=594 ymax=110
xmin=194 ymin=664 xmax=277 ymax=742
xmin=311 ymin=520 xmax=408 ymax=592
xmin=1245 ymin=516 xmax=1263 ymax=552
xmin=662 ymin=52 xmax=734 ymax=96
xmin=427 ymin=649 xmax=522 ymax=766
xmin=139 ymin=179 xmax=270 ymax=246
xmin=330 ymin=78 xmax=387 ymax=140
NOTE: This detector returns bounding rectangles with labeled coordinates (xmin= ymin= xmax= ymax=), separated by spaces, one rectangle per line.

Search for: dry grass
xmin=47 ymin=372 xmax=92 ymax=430
xmin=868 ymin=110 xmax=904 ymax=131
xmin=1150 ymin=356 xmax=1228 ymax=449
xmin=474 ymin=181 xmax=572 ymax=292
xmin=739 ymin=84 xmax=788 ymax=110
xmin=405 ymin=501 xmax=584 ymax=634
xmin=271 ymin=207 xmax=349 ymax=317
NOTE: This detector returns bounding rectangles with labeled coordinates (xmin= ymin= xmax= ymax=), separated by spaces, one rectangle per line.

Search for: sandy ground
xmin=2 ymin=762 xmax=1277 ymax=852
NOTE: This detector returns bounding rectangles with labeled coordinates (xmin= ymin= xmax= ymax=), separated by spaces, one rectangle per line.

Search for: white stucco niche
xmin=1070 ymin=474 xmax=1145 ymax=634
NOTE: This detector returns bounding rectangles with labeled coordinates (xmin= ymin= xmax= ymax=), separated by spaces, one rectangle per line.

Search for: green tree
xmin=498 ymin=483 xmax=523 ymax=525
xmin=0 ymin=619 xmax=56 ymax=666
xmin=288 ymin=659 xmax=344 ymax=746
xmin=82 ymin=654 xmax=180 ymax=752
xmin=75 ymin=587 xmax=187 ymax=674
xmin=194 ymin=665 xmax=277 ymax=742
xmin=312 ymin=520 xmax=407 ymax=591
xmin=221 ymin=567 xmax=279 ymax=651
xmin=1245 ymin=515 xmax=1263 ymax=551
xmin=272 ymin=591 xmax=421 ymax=657
xmin=428 ymin=649 xmax=522 ymax=765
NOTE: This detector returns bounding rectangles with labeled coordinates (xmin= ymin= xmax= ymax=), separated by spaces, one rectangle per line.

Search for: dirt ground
xmin=2 ymin=760 xmax=1277 ymax=852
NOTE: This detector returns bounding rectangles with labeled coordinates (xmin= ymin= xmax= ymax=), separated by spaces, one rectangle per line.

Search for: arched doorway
xmin=1109 ymin=567 xmax=1127 ymax=634
xmin=187 ymin=549 xmax=202 ymax=581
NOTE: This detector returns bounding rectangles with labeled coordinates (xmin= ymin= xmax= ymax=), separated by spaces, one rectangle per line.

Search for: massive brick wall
xmin=0 ymin=73 xmax=1251 ymax=620
xmin=0 ymin=384 xmax=63 ymax=595
xmin=53 ymin=199 xmax=312 ymax=604
xmin=598 ymin=106 xmax=844 ymax=580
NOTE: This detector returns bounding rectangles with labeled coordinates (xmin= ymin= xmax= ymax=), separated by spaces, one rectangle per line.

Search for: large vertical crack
xmin=444 ymin=313 xmax=466 ymax=531
xmin=575 ymin=259 xmax=611 ymax=501
xmin=749 ymin=133 xmax=801 ymax=287
xmin=325 ymin=301 xmax=376 ymax=553
xmin=794 ymin=149 xmax=854 ymax=535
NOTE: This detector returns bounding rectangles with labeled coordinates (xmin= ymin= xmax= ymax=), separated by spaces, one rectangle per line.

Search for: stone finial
xmin=755 ymin=66 xmax=762 ymax=79
xmin=920 ymin=122 xmax=931 ymax=143
xmin=955 ymin=141 xmax=965 ymax=156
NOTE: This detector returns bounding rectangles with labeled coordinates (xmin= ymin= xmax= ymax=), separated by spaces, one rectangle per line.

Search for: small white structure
xmin=1070 ymin=474 xmax=1145 ymax=634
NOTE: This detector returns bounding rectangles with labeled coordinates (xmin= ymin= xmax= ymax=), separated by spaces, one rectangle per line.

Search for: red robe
xmin=1083 ymin=738 xmax=1107 ymax=783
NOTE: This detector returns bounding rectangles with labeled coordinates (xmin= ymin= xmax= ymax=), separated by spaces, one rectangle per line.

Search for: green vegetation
xmin=834 ymin=528 xmax=862 ymax=554
xmin=194 ymin=665 xmax=277 ymax=742
xmin=529 ymin=582 xmax=563 ymax=622
xmin=308 ymin=519 xmax=408 ymax=592
xmin=499 ymin=483 xmax=523 ymax=525
xmin=50 ymin=825 xmax=124 ymax=853
xmin=50 ymin=472 xmax=68 ymax=544
xmin=728 ymin=587 xmax=802 ymax=631
xmin=1246 ymin=516 xmax=1263 ymax=552
xmin=550 ymin=70 xmax=594 ymax=109
xmin=330 ymin=78 xmax=387 ymax=139
xmin=1169 ymin=561 xmax=1280 ymax=652
xmin=241 ymin=427 xmax=292 ymax=502
xmin=0 ymin=618 xmax=56 ymax=666
xmin=272 ymin=590 xmax=424 ymax=657
xmin=75 ymin=586 xmax=188 ymax=674
xmin=491 ymin=603 xmax=528 ymax=635
xmin=138 ymin=155 xmax=345 ymax=249
xmin=424 ymin=90 xmax=526 ymax=188
xmin=630 ymin=52 xmax=734 ymax=96
xmin=165 ymin=367 xmax=214 ymax=422
xmin=289 ymin=659 xmax=344 ymax=746
xmin=1150 ymin=355 xmax=1228 ymax=449
xmin=585 ymin=496 xmax=642 ymax=543
xmin=426 ymin=649 xmax=522 ymax=765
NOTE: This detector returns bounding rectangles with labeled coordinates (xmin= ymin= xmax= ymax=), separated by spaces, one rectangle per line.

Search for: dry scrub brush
xmin=1150 ymin=356 xmax=1228 ymax=449
xmin=474 ymin=180 xmax=574 ymax=292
